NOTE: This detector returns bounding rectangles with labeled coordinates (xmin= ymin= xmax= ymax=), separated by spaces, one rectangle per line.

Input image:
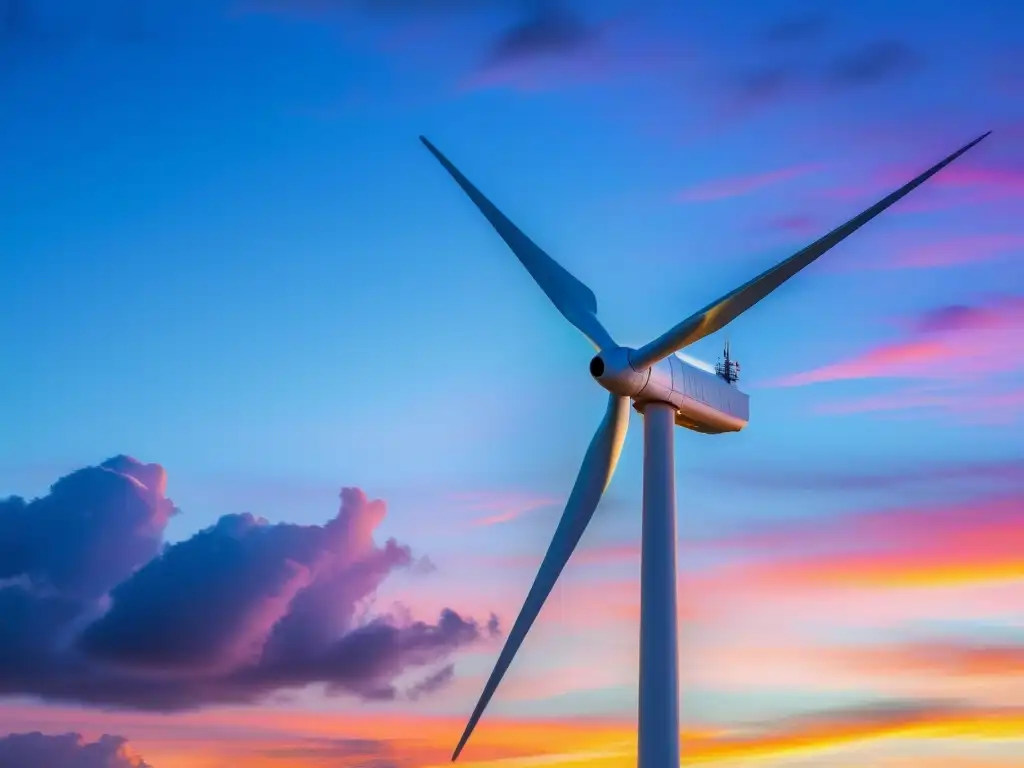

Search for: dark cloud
xmin=0 ymin=459 xmax=497 ymax=711
xmin=826 ymin=39 xmax=921 ymax=87
xmin=406 ymin=661 xmax=455 ymax=699
xmin=0 ymin=456 xmax=176 ymax=601
xmin=262 ymin=735 xmax=391 ymax=760
xmin=0 ymin=732 xmax=151 ymax=768
xmin=721 ymin=34 xmax=923 ymax=123
xmin=913 ymin=297 xmax=1024 ymax=335
xmin=484 ymin=4 xmax=594 ymax=68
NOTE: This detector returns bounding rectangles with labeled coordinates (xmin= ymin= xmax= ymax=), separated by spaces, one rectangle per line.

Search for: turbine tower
xmin=419 ymin=130 xmax=990 ymax=768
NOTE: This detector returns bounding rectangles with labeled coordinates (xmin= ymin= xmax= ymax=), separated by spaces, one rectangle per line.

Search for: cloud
xmin=4 ymin=698 xmax=1024 ymax=767
xmin=826 ymin=40 xmax=922 ymax=87
xmin=761 ymin=213 xmax=821 ymax=236
xmin=833 ymin=638 xmax=1024 ymax=682
xmin=930 ymin=163 xmax=1024 ymax=200
xmin=484 ymin=3 xmax=592 ymax=68
xmin=684 ymin=701 xmax=1024 ymax=764
xmin=709 ymin=457 xmax=1024 ymax=494
xmin=716 ymin=34 xmax=924 ymax=128
xmin=697 ymin=492 xmax=1024 ymax=599
xmin=461 ymin=4 xmax=651 ymax=93
xmin=448 ymin=490 xmax=561 ymax=526
xmin=827 ymin=157 xmax=1024 ymax=211
xmin=259 ymin=735 xmax=394 ymax=762
xmin=0 ymin=732 xmax=151 ymax=768
xmin=675 ymin=164 xmax=823 ymax=203
xmin=0 ymin=458 xmax=496 ymax=710
xmin=0 ymin=455 xmax=176 ymax=601
xmin=870 ymin=234 xmax=1024 ymax=270
xmin=770 ymin=295 xmax=1024 ymax=387
xmin=257 ymin=0 xmax=632 ymax=94
xmin=814 ymin=387 xmax=1024 ymax=422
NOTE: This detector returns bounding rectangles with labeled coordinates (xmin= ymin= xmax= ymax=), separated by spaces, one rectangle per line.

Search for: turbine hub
xmin=590 ymin=347 xmax=648 ymax=398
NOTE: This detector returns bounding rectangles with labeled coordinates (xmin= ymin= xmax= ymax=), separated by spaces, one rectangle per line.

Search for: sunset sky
xmin=1 ymin=0 xmax=1023 ymax=766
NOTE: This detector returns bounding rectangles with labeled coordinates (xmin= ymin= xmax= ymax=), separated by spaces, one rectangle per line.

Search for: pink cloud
xmin=447 ymin=490 xmax=561 ymax=526
xmin=770 ymin=295 xmax=1024 ymax=387
xmin=676 ymin=163 xmax=823 ymax=202
xmin=712 ymin=457 xmax=1024 ymax=493
xmin=931 ymin=164 xmax=1024 ymax=199
xmin=814 ymin=387 xmax=1024 ymax=423
xmin=667 ymin=494 xmax=1024 ymax=652
xmin=861 ymin=234 xmax=1024 ymax=270
xmin=823 ymin=157 xmax=1024 ymax=214
xmin=763 ymin=213 xmax=821 ymax=236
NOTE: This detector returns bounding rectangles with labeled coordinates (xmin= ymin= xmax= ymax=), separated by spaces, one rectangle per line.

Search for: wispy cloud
xmin=825 ymin=40 xmax=922 ymax=88
xmin=833 ymin=638 xmax=1024 ymax=682
xmin=710 ymin=457 xmax=1024 ymax=493
xmin=814 ymin=387 xmax=1024 ymax=423
xmin=721 ymin=496 xmax=1024 ymax=591
xmin=5 ymin=699 xmax=1024 ymax=767
xmin=824 ymin=159 xmax=1024 ymax=212
xmin=675 ymin=164 xmax=823 ymax=203
xmin=448 ymin=490 xmax=561 ymax=526
xmin=770 ymin=295 xmax=1024 ymax=387
xmin=864 ymin=234 xmax=1024 ymax=270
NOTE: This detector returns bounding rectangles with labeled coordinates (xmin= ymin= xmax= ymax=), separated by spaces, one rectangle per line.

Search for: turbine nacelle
xmin=589 ymin=346 xmax=647 ymax=398
xmin=592 ymin=347 xmax=749 ymax=434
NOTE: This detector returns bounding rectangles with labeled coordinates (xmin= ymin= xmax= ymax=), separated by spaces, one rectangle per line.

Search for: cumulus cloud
xmin=0 ymin=458 xmax=496 ymax=710
xmin=0 ymin=732 xmax=151 ymax=768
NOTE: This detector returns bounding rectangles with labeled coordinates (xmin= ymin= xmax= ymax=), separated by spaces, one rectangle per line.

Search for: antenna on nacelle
xmin=716 ymin=339 xmax=741 ymax=386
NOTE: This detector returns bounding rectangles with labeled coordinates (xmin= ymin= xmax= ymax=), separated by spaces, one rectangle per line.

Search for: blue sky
xmin=0 ymin=1 xmax=1023 ymax=765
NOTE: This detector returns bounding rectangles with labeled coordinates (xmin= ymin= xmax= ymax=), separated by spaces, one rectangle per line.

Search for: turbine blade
xmin=420 ymin=136 xmax=617 ymax=352
xmin=630 ymin=131 xmax=992 ymax=370
xmin=451 ymin=394 xmax=631 ymax=762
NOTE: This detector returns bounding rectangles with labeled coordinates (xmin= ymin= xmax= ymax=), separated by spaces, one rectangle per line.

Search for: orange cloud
xmin=703 ymin=494 xmax=1024 ymax=592
xmin=680 ymin=703 xmax=1024 ymax=765
xmin=830 ymin=640 xmax=1024 ymax=681
xmin=675 ymin=164 xmax=823 ymax=202
xmin=4 ymin=701 xmax=1023 ymax=767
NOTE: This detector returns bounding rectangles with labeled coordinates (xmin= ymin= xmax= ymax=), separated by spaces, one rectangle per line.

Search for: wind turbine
xmin=419 ymin=130 xmax=990 ymax=768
